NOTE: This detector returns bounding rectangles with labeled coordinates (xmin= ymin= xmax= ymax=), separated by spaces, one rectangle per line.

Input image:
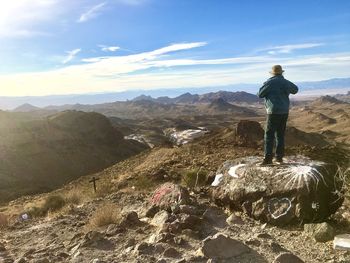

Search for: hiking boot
xmin=260 ymin=158 xmax=273 ymax=166
xmin=275 ymin=157 xmax=283 ymax=165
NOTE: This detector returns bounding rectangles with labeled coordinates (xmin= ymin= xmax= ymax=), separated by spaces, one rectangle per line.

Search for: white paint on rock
xmin=228 ymin=164 xmax=246 ymax=178
xmin=211 ymin=173 xmax=224 ymax=186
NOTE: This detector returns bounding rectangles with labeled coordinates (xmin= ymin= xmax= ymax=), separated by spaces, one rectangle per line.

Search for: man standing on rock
xmin=258 ymin=65 xmax=298 ymax=165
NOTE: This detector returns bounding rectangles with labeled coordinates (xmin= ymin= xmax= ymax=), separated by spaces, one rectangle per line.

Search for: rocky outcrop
xmin=211 ymin=156 xmax=343 ymax=224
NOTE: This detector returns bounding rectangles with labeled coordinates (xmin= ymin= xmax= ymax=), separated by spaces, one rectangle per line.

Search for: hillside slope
xmin=0 ymin=110 xmax=147 ymax=203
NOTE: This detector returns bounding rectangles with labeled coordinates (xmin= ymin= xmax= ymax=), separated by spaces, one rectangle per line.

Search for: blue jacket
xmin=258 ymin=75 xmax=298 ymax=114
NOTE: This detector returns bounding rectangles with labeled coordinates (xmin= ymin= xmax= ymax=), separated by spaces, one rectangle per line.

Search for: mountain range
xmin=1 ymin=77 xmax=349 ymax=110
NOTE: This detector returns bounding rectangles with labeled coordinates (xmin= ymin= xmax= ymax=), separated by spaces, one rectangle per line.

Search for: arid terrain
xmin=1 ymin=91 xmax=350 ymax=263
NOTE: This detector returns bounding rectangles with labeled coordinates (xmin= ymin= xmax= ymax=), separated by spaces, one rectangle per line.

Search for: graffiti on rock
xmin=268 ymin=197 xmax=292 ymax=219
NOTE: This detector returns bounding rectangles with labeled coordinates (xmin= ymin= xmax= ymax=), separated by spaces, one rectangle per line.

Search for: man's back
xmin=258 ymin=75 xmax=298 ymax=114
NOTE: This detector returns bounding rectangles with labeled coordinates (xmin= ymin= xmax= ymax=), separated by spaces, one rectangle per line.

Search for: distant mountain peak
xmin=13 ymin=103 xmax=40 ymax=112
xmin=132 ymin=94 xmax=154 ymax=102
xmin=315 ymin=95 xmax=344 ymax=105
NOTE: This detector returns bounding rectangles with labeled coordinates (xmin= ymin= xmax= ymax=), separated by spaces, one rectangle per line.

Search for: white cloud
xmin=263 ymin=43 xmax=324 ymax=54
xmin=0 ymin=0 xmax=60 ymax=38
xmin=99 ymin=45 xmax=120 ymax=52
xmin=0 ymin=42 xmax=350 ymax=96
xmin=78 ymin=2 xmax=106 ymax=23
xmin=62 ymin=48 xmax=81 ymax=64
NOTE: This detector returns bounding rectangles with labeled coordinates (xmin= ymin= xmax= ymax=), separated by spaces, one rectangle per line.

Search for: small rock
xmin=151 ymin=211 xmax=170 ymax=227
xmin=123 ymin=211 xmax=141 ymax=226
xmin=125 ymin=238 xmax=135 ymax=248
xmin=173 ymin=236 xmax=184 ymax=245
xmin=90 ymin=259 xmax=105 ymax=263
xmin=226 ymin=214 xmax=244 ymax=225
xmin=135 ymin=242 xmax=154 ymax=255
xmin=154 ymin=243 xmax=166 ymax=254
xmin=245 ymin=239 xmax=261 ymax=247
xmin=179 ymin=205 xmax=199 ymax=215
xmin=178 ymin=214 xmax=202 ymax=230
xmin=273 ymin=252 xmax=304 ymax=263
xmin=200 ymin=233 xmax=250 ymax=259
xmin=14 ymin=259 xmax=27 ymax=263
xmin=163 ymin=247 xmax=181 ymax=258
xmin=304 ymin=222 xmax=335 ymax=242
xmin=0 ymin=242 xmax=6 ymax=251
xmin=145 ymin=205 xmax=159 ymax=218
xmin=202 ymin=208 xmax=227 ymax=228
xmin=57 ymin=252 xmax=69 ymax=259
xmin=256 ymin=233 xmax=273 ymax=239
xmin=106 ymin=224 xmax=124 ymax=236
xmin=270 ymin=242 xmax=286 ymax=253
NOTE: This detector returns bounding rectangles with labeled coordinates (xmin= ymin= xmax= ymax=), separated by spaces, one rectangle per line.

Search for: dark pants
xmin=264 ymin=114 xmax=288 ymax=160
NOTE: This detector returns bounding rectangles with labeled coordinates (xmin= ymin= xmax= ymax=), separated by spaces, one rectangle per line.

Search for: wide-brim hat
xmin=270 ymin=65 xmax=284 ymax=75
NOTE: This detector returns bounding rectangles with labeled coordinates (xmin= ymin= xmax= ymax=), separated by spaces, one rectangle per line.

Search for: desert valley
xmin=0 ymin=88 xmax=350 ymax=263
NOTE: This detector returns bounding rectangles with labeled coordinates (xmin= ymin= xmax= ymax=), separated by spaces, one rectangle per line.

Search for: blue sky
xmin=0 ymin=0 xmax=349 ymax=96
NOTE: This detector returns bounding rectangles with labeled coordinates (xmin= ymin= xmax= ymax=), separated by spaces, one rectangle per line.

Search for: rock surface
xmin=211 ymin=156 xmax=343 ymax=224
xmin=200 ymin=233 xmax=250 ymax=259
xmin=304 ymin=222 xmax=335 ymax=242
xmin=273 ymin=252 xmax=305 ymax=263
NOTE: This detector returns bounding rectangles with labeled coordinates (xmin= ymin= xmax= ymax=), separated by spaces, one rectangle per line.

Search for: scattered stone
xmin=173 ymin=236 xmax=185 ymax=245
xmin=273 ymin=252 xmax=305 ymax=263
xmin=145 ymin=205 xmax=160 ymax=218
xmin=90 ymin=259 xmax=105 ymax=263
xmin=200 ymin=233 xmax=250 ymax=259
xmin=105 ymin=224 xmax=124 ymax=236
xmin=179 ymin=205 xmax=200 ymax=215
xmin=151 ymin=211 xmax=170 ymax=227
xmin=14 ymin=258 xmax=26 ymax=263
xmin=0 ymin=242 xmax=6 ymax=252
xmin=202 ymin=207 xmax=227 ymax=228
xmin=226 ymin=214 xmax=244 ymax=225
xmin=81 ymin=231 xmax=113 ymax=249
xmin=163 ymin=247 xmax=181 ymax=258
xmin=178 ymin=214 xmax=202 ymax=230
xmin=135 ymin=242 xmax=154 ymax=255
xmin=256 ymin=233 xmax=273 ymax=239
xmin=121 ymin=211 xmax=141 ymax=226
xmin=154 ymin=243 xmax=166 ymax=254
xmin=245 ymin=239 xmax=261 ymax=247
xmin=270 ymin=242 xmax=286 ymax=253
xmin=304 ymin=222 xmax=335 ymax=242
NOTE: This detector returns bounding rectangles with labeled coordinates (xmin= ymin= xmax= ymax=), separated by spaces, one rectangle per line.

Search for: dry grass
xmin=0 ymin=213 xmax=8 ymax=229
xmin=87 ymin=203 xmax=121 ymax=229
xmin=65 ymin=189 xmax=84 ymax=205
xmin=28 ymin=194 xmax=66 ymax=217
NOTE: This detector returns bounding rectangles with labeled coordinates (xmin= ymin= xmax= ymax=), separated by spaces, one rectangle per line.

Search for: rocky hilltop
xmin=0 ymin=110 xmax=147 ymax=203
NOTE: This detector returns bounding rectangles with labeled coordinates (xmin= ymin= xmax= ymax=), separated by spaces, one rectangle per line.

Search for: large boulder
xmin=211 ymin=156 xmax=343 ymax=224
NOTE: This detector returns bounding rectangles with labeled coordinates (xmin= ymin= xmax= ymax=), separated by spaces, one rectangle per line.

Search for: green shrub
xmin=182 ymin=168 xmax=208 ymax=188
